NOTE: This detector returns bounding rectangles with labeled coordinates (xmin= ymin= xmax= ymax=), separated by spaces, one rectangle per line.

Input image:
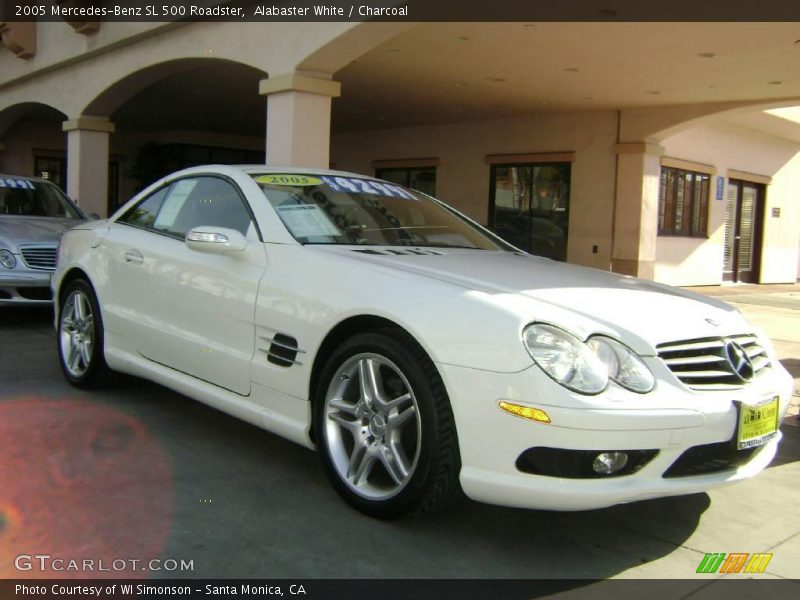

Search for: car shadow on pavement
xmin=97 ymin=381 xmax=711 ymax=581
xmin=778 ymin=357 xmax=800 ymax=378
xmin=0 ymin=304 xmax=53 ymax=323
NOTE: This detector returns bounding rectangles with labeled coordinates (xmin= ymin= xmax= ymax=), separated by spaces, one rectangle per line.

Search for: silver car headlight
xmin=523 ymin=323 xmax=609 ymax=394
xmin=587 ymin=336 xmax=655 ymax=393
xmin=0 ymin=249 xmax=16 ymax=269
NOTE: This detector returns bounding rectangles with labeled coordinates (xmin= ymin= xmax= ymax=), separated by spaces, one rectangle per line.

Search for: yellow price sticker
xmin=737 ymin=397 xmax=779 ymax=449
xmin=254 ymin=174 xmax=322 ymax=187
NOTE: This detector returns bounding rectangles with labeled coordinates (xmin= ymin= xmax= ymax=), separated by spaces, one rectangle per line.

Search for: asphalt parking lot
xmin=1 ymin=287 xmax=799 ymax=587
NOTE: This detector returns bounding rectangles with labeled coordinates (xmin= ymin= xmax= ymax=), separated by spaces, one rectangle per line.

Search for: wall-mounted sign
xmin=715 ymin=176 xmax=724 ymax=200
xmin=772 ymin=207 xmax=781 ymax=218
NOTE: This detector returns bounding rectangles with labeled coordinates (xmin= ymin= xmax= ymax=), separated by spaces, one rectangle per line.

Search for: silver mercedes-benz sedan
xmin=0 ymin=174 xmax=86 ymax=305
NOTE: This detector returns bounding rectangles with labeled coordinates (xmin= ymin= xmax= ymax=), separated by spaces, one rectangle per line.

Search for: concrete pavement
xmin=0 ymin=293 xmax=798 ymax=583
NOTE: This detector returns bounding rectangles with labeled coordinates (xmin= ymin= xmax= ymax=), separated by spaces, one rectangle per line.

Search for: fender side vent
xmin=260 ymin=334 xmax=303 ymax=367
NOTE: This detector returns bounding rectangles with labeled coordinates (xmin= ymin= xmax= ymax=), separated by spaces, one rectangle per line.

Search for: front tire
xmin=314 ymin=330 xmax=462 ymax=519
xmin=57 ymin=279 xmax=112 ymax=388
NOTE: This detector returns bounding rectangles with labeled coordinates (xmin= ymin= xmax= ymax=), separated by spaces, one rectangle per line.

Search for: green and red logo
xmin=696 ymin=552 xmax=773 ymax=574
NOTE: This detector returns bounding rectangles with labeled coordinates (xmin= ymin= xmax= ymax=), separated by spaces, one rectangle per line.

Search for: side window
xmin=118 ymin=185 xmax=171 ymax=228
xmin=152 ymin=177 xmax=253 ymax=238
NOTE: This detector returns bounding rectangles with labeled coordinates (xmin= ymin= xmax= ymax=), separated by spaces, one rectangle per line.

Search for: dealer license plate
xmin=736 ymin=397 xmax=779 ymax=450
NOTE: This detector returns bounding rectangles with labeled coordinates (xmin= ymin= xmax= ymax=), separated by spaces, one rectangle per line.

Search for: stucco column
xmin=63 ymin=117 xmax=115 ymax=217
xmin=259 ymin=74 xmax=341 ymax=168
xmin=611 ymin=142 xmax=665 ymax=280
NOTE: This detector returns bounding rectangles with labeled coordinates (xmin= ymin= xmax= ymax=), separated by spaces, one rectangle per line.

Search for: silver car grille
xmin=20 ymin=245 xmax=57 ymax=271
xmin=657 ymin=334 xmax=770 ymax=391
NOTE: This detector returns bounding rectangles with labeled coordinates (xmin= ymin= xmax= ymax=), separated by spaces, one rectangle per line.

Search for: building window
xmin=658 ymin=167 xmax=710 ymax=237
xmin=129 ymin=143 xmax=266 ymax=192
xmin=488 ymin=162 xmax=571 ymax=261
xmin=375 ymin=167 xmax=436 ymax=196
xmin=34 ymin=155 xmax=67 ymax=191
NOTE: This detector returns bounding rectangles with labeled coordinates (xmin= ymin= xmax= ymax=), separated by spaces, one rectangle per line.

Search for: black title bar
xmin=2 ymin=0 xmax=800 ymax=22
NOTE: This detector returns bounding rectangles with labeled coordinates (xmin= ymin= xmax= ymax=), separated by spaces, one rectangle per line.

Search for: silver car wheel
xmin=59 ymin=289 xmax=95 ymax=378
xmin=324 ymin=353 xmax=422 ymax=500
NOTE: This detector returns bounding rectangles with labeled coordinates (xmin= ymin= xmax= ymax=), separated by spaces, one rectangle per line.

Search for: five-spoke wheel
xmin=324 ymin=353 xmax=421 ymax=500
xmin=57 ymin=279 xmax=111 ymax=388
xmin=315 ymin=330 xmax=461 ymax=518
xmin=59 ymin=288 xmax=95 ymax=378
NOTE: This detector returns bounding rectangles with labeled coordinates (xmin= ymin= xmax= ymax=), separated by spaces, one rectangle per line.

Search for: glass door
xmin=488 ymin=163 xmax=570 ymax=261
xmin=723 ymin=180 xmax=764 ymax=283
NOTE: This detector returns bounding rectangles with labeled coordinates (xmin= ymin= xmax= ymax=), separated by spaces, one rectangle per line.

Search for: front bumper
xmin=438 ymin=358 xmax=793 ymax=511
xmin=0 ymin=271 xmax=53 ymax=304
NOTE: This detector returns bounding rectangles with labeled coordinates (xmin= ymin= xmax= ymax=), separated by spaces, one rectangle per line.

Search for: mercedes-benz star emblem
xmin=725 ymin=341 xmax=754 ymax=382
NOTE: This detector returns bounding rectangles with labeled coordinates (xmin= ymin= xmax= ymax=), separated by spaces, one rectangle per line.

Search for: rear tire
xmin=57 ymin=279 xmax=112 ymax=389
xmin=314 ymin=329 xmax=462 ymax=519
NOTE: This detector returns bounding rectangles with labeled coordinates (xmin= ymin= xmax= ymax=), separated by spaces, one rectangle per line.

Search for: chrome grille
xmin=657 ymin=334 xmax=770 ymax=391
xmin=20 ymin=245 xmax=57 ymax=271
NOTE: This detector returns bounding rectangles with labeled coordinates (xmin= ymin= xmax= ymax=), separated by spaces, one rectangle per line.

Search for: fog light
xmin=592 ymin=451 xmax=629 ymax=475
xmin=498 ymin=401 xmax=551 ymax=423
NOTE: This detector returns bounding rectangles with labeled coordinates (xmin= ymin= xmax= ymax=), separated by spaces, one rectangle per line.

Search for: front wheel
xmin=57 ymin=279 xmax=112 ymax=388
xmin=314 ymin=330 xmax=462 ymax=519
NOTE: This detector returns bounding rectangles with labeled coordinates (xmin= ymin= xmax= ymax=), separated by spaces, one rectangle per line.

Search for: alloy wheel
xmin=59 ymin=289 xmax=95 ymax=378
xmin=323 ymin=353 xmax=422 ymax=500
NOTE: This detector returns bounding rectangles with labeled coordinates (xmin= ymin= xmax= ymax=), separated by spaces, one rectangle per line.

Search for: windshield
xmin=254 ymin=173 xmax=508 ymax=250
xmin=0 ymin=177 xmax=82 ymax=219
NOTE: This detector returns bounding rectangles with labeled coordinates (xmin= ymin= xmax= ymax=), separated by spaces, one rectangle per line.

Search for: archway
xmin=0 ymin=103 xmax=68 ymax=187
xmin=74 ymin=58 xmax=268 ymax=213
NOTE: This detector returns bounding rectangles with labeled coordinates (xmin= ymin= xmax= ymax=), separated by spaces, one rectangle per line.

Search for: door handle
xmin=124 ymin=249 xmax=144 ymax=264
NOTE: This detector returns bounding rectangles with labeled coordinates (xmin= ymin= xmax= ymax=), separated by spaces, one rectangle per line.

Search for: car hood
xmin=0 ymin=217 xmax=82 ymax=248
xmin=313 ymin=247 xmax=752 ymax=354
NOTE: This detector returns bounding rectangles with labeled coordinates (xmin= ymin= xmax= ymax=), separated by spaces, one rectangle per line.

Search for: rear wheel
xmin=57 ymin=279 xmax=112 ymax=388
xmin=314 ymin=330 xmax=462 ymax=519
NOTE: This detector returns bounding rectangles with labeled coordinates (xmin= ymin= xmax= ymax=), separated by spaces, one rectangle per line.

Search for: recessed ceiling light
xmin=486 ymin=77 xmax=507 ymax=83
xmin=453 ymin=82 xmax=468 ymax=87
xmin=646 ymin=90 xmax=660 ymax=95
xmin=388 ymin=48 xmax=400 ymax=53
xmin=523 ymin=23 xmax=535 ymax=28
xmin=584 ymin=96 xmax=594 ymax=101
xmin=540 ymin=101 xmax=550 ymax=105
xmin=564 ymin=67 xmax=580 ymax=73
xmin=697 ymin=52 xmax=716 ymax=58
xmin=768 ymin=80 xmax=783 ymax=85
xmin=457 ymin=36 xmax=469 ymax=41
xmin=598 ymin=8 xmax=618 ymax=16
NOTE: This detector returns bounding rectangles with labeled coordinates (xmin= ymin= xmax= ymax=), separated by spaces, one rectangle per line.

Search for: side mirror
xmin=185 ymin=227 xmax=248 ymax=254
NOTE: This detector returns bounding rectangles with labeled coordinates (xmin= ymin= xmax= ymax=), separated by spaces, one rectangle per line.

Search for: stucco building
xmin=1 ymin=19 xmax=800 ymax=286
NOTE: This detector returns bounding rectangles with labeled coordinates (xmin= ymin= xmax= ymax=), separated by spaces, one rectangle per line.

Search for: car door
xmin=105 ymin=175 xmax=266 ymax=396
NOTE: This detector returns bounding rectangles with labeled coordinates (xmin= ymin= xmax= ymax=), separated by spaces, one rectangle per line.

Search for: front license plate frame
xmin=736 ymin=396 xmax=779 ymax=450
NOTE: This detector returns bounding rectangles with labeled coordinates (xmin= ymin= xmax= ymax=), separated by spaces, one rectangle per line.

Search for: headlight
xmin=587 ymin=336 xmax=655 ymax=393
xmin=523 ymin=323 xmax=608 ymax=394
xmin=0 ymin=249 xmax=16 ymax=269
